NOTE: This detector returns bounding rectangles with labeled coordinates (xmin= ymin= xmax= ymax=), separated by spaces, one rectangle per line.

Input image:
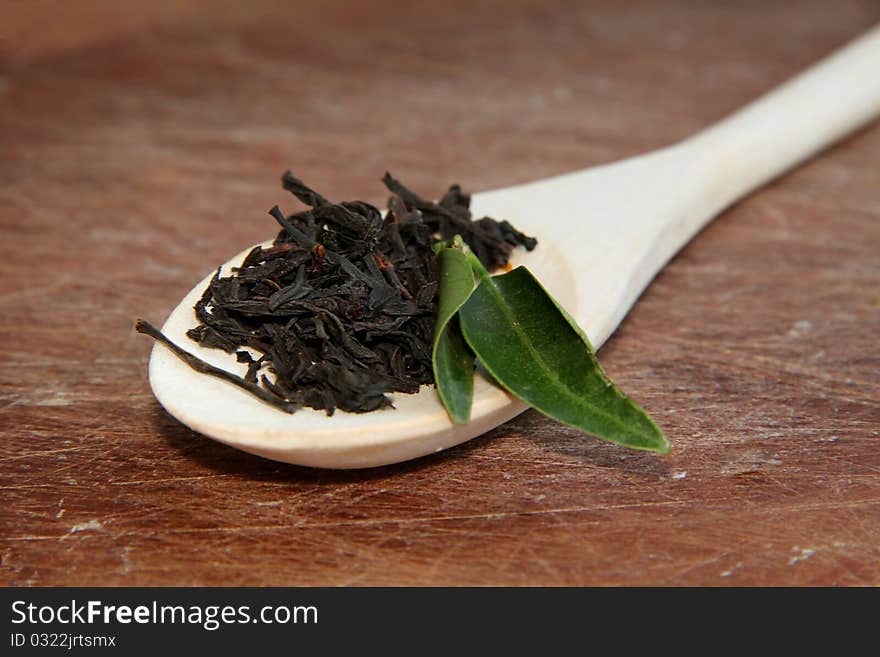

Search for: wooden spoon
xmin=147 ymin=25 xmax=880 ymax=469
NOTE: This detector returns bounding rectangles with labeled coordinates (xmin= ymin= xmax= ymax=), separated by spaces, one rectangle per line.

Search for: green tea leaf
xmin=432 ymin=239 xmax=476 ymax=423
xmin=459 ymin=263 xmax=670 ymax=453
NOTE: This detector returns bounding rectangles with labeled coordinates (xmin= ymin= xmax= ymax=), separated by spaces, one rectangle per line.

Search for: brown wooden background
xmin=2 ymin=0 xmax=878 ymax=586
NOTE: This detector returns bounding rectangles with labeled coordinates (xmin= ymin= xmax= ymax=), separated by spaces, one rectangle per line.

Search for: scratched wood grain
xmin=1 ymin=0 xmax=878 ymax=586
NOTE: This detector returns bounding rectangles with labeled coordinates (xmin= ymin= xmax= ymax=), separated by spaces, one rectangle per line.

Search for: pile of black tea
xmin=137 ymin=171 xmax=536 ymax=415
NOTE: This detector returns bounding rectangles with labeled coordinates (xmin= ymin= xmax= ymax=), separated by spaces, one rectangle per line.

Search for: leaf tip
xmin=650 ymin=431 xmax=672 ymax=455
xmin=435 ymin=385 xmax=472 ymax=425
xmin=449 ymin=409 xmax=472 ymax=425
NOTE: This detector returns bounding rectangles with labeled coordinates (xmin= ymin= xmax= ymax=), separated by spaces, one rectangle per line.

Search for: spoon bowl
xmin=148 ymin=25 xmax=880 ymax=468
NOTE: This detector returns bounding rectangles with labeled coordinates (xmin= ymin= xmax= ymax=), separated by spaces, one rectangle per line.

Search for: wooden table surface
xmin=2 ymin=0 xmax=878 ymax=587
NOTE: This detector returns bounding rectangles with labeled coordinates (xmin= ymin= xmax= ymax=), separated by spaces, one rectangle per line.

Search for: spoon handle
xmin=685 ymin=23 xmax=880 ymax=212
xmin=471 ymin=24 xmax=880 ymax=349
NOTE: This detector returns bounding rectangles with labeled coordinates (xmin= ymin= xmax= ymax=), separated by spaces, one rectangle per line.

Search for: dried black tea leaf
xmin=139 ymin=171 xmax=536 ymax=415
